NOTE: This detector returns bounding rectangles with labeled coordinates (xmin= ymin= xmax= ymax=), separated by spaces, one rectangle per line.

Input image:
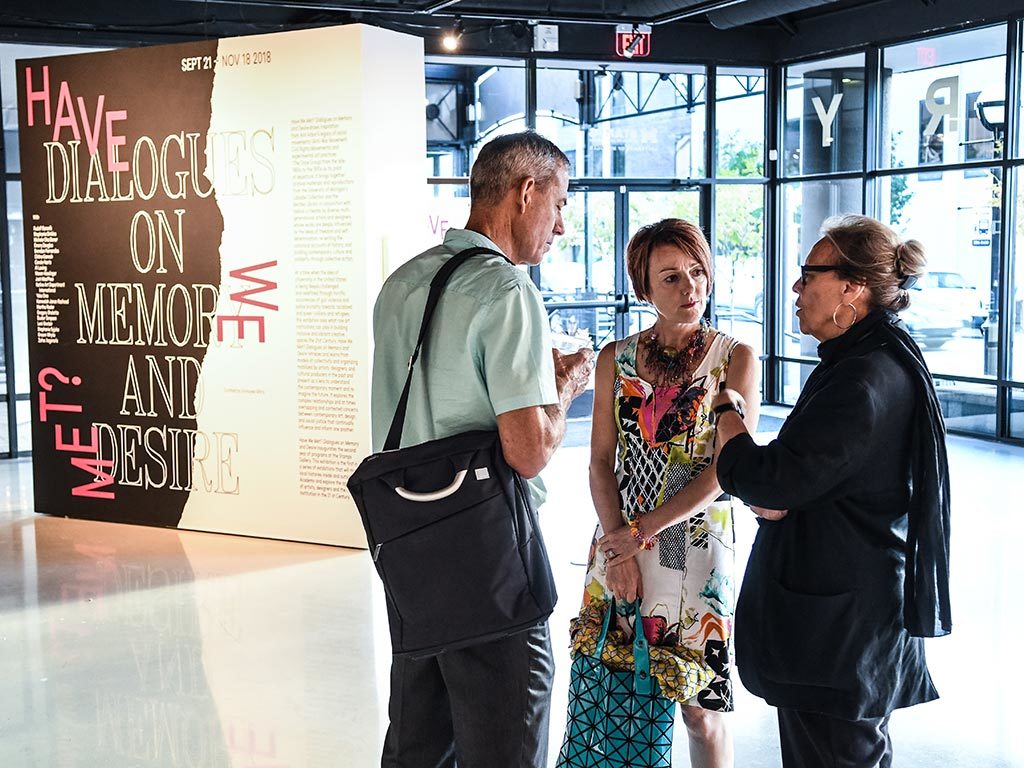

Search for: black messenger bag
xmin=346 ymin=247 xmax=557 ymax=658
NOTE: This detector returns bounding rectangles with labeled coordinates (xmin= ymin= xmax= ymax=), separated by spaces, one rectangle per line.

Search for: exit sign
xmin=615 ymin=24 xmax=651 ymax=58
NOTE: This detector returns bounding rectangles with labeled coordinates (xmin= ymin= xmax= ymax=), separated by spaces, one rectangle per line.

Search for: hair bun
xmin=894 ymin=240 xmax=924 ymax=289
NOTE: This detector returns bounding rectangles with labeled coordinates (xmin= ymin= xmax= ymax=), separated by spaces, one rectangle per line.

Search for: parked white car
xmin=903 ymin=270 xmax=987 ymax=348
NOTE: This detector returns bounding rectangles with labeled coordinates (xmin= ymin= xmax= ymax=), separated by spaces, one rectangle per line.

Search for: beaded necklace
xmin=639 ymin=321 xmax=709 ymax=387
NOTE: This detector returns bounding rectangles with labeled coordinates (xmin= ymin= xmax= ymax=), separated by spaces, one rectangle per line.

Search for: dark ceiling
xmin=0 ymin=0 xmax=877 ymax=36
xmin=0 ymin=0 xmax=1019 ymax=63
xmin=164 ymin=0 xmax=881 ymax=28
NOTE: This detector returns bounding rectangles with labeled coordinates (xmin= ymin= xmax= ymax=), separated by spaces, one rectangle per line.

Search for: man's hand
xmin=553 ymin=347 xmax=595 ymax=406
xmin=497 ymin=347 xmax=592 ymax=479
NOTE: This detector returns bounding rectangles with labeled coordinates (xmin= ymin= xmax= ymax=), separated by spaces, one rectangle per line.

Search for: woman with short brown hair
xmin=558 ymin=218 xmax=759 ymax=768
xmin=626 ymin=218 xmax=715 ymax=304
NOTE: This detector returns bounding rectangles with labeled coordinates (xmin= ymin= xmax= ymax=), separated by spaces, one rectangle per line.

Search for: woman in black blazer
xmin=711 ymin=215 xmax=952 ymax=768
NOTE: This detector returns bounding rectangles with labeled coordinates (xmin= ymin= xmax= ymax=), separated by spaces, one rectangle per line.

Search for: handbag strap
xmin=383 ymin=246 xmax=506 ymax=451
xmin=595 ymin=599 xmax=656 ymax=696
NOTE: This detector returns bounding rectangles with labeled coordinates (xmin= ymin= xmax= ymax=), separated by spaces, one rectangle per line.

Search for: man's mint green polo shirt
xmin=371 ymin=228 xmax=558 ymax=504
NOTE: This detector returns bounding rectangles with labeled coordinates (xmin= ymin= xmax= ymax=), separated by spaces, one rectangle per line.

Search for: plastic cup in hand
xmin=551 ymin=332 xmax=591 ymax=354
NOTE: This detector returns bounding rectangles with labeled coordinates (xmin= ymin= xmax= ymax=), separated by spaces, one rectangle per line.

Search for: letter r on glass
xmin=924 ymin=76 xmax=960 ymax=136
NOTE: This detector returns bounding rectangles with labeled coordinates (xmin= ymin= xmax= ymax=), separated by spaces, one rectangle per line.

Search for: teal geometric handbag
xmin=556 ymin=600 xmax=675 ymax=768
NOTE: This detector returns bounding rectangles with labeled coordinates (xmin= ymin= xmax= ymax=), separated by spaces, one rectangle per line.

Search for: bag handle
xmin=383 ymin=246 xmax=506 ymax=452
xmin=394 ymin=470 xmax=468 ymax=502
xmin=594 ymin=599 xmax=656 ymax=695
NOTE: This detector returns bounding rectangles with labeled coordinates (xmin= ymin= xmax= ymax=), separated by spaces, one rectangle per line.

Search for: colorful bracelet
xmin=629 ymin=518 xmax=657 ymax=550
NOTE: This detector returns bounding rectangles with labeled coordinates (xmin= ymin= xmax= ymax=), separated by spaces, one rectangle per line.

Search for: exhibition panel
xmin=15 ymin=25 xmax=427 ymax=544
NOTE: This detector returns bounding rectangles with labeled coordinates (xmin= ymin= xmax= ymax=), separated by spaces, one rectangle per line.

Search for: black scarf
xmin=813 ymin=309 xmax=952 ymax=638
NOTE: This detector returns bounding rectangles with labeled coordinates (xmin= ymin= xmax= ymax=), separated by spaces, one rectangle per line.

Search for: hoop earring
xmin=832 ymin=302 xmax=858 ymax=330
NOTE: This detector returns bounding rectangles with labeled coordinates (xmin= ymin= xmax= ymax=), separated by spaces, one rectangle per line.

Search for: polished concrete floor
xmin=1 ymin=432 xmax=1022 ymax=767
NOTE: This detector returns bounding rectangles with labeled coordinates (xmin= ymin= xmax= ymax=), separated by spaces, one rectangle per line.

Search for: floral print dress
xmin=571 ymin=329 xmax=740 ymax=711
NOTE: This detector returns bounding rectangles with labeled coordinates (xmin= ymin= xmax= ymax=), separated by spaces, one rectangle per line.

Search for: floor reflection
xmin=1 ymin=432 xmax=1023 ymax=767
xmin=0 ymin=473 xmax=386 ymax=768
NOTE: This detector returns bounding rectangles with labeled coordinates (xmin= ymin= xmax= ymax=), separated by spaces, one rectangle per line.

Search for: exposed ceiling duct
xmin=707 ymin=0 xmax=842 ymax=28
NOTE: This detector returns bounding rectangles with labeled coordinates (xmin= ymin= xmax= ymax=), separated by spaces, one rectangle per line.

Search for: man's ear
xmin=516 ymin=176 xmax=536 ymax=214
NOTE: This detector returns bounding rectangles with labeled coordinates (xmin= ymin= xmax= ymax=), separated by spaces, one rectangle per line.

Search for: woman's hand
xmin=712 ymin=383 xmax=751 ymax=450
xmin=604 ymin=557 xmax=643 ymax=603
xmin=597 ymin=524 xmax=640 ymax=565
xmin=750 ymin=504 xmax=788 ymax=521
xmin=711 ymin=385 xmax=746 ymax=412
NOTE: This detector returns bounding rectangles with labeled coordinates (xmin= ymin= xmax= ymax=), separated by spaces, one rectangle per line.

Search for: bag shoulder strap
xmin=384 ymin=246 xmax=506 ymax=451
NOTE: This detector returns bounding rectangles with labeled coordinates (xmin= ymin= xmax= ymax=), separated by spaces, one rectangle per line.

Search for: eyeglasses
xmin=799 ymin=265 xmax=842 ymax=286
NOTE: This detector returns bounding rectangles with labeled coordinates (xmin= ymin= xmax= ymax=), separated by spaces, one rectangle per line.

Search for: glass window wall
xmin=714 ymin=184 xmax=765 ymax=362
xmin=474 ymin=61 xmax=528 ymax=145
xmin=717 ymin=67 xmax=766 ymax=178
xmin=15 ymin=399 xmax=29 ymax=451
xmin=777 ymin=26 xmax=1021 ymax=439
xmin=935 ymin=377 xmax=998 ymax=436
xmin=544 ymin=190 xmax=615 ymax=298
xmin=536 ymin=64 xmax=584 ymax=176
xmin=0 ymin=286 xmax=5 ymax=394
xmin=1012 ymin=388 xmax=1024 ymax=438
xmin=5 ymin=26 xmax=1024 ymax=449
xmin=883 ymin=26 xmax=1007 ymax=170
xmin=6 ymin=182 xmax=26 ymax=394
xmin=1011 ymin=171 xmax=1024 ymax=381
xmin=537 ymin=62 xmax=708 ymax=179
xmin=781 ymin=360 xmax=816 ymax=406
xmin=784 ymin=53 xmax=866 ymax=177
xmin=424 ymin=29 xmax=1022 ymax=442
xmin=425 ymin=79 xmax=464 ymax=145
xmin=591 ymin=66 xmax=707 ymax=178
xmin=628 ymin=191 xmax=701 ymax=240
xmin=880 ymin=169 xmax=998 ymax=377
xmin=1018 ymin=19 xmax=1024 ymax=159
xmin=424 ymin=57 xmax=528 ymax=170
xmin=2 ymin=91 xmax=16 ymax=175
xmin=780 ymin=179 xmax=864 ymax=359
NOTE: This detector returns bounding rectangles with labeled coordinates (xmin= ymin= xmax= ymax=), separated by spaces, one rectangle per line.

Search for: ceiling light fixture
xmin=441 ymin=18 xmax=463 ymax=51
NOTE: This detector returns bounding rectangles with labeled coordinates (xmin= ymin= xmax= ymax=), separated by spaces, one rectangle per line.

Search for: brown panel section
xmin=18 ymin=41 xmax=222 ymax=526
